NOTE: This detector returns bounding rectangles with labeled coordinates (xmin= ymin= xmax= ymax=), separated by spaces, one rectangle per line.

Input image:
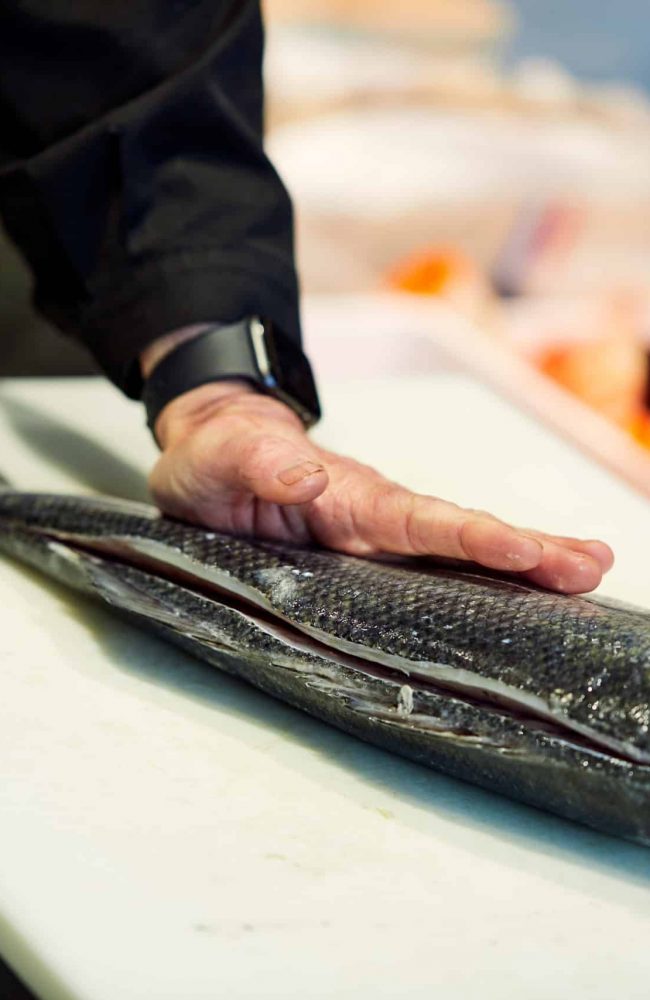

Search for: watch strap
xmin=142 ymin=318 xmax=321 ymax=435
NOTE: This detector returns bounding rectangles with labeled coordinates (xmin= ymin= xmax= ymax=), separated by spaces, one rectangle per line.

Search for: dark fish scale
xmin=0 ymin=494 xmax=650 ymax=751
xmin=1 ymin=492 xmax=650 ymax=782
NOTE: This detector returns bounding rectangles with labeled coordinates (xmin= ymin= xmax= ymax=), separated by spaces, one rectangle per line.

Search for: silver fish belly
xmin=0 ymin=490 xmax=649 ymax=845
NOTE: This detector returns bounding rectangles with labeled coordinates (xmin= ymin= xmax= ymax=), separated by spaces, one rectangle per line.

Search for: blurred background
xmin=262 ymin=0 xmax=650 ymax=454
xmin=2 ymin=0 xmax=650 ymax=453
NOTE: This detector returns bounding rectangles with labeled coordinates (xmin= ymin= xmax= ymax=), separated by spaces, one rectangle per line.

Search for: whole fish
xmin=0 ymin=488 xmax=649 ymax=845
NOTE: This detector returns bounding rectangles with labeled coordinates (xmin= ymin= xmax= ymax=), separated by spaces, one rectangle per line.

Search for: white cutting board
xmin=0 ymin=296 xmax=649 ymax=1000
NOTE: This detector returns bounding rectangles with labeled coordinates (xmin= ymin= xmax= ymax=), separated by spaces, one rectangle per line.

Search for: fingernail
xmin=584 ymin=542 xmax=615 ymax=571
xmin=277 ymin=461 xmax=324 ymax=486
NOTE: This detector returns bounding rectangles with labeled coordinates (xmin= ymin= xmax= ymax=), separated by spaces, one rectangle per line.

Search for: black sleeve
xmin=0 ymin=1 xmax=301 ymax=397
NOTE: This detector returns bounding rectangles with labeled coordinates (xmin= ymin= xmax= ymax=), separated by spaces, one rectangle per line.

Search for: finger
xmin=460 ymin=511 xmax=614 ymax=575
xmin=398 ymin=498 xmax=603 ymax=591
xmin=521 ymin=540 xmax=603 ymax=594
xmin=459 ymin=518 xmax=544 ymax=571
xmin=521 ymin=531 xmax=615 ymax=573
xmin=325 ymin=485 xmax=545 ymax=571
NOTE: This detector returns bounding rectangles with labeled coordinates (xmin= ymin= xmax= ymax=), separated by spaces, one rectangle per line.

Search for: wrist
xmin=154 ymin=381 xmax=305 ymax=451
xmin=141 ymin=324 xmax=251 ymax=447
xmin=141 ymin=319 xmax=319 ymax=448
xmin=140 ymin=324 xmax=213 ymax=380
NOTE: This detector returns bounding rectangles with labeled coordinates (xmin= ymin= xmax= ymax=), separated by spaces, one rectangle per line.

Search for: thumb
xmin=150 ymin=424 xmax=329 ymax=517
xmin=210 ymin=428 xmax=329 ymax=504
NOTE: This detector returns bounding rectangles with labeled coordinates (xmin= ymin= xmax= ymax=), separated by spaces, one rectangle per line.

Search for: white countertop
xmin=0 ymin=302 xmax=649 ymax=999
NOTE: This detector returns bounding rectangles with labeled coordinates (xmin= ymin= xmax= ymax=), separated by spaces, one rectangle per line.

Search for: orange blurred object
xmin=629 ymin=407 xmax=650 ymax=450
xmin=390 ymin=248 xmax=650 ymax=451
xmin=387 ymin=246 xmax=497 ymax=327
xmin=388 ymin=246 xmax=476 ymax=294
xmin=539 ymin=329 xmax=647 ymax=429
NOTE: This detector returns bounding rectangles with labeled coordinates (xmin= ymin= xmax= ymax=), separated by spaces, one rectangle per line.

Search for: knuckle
xmin=404 ymin=497 xmax=434 ymax=554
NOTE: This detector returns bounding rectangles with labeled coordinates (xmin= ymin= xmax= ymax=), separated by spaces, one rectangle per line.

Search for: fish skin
xmin=0 ymin=490 xmax=650 ymax=845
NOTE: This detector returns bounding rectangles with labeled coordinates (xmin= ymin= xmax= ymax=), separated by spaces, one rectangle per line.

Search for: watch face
xmin=262 ymin=321 xmax=322 ymax=426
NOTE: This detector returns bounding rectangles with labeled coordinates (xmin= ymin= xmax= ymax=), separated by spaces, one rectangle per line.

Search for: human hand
xmin=148 ymin=382 xmax=613 ymax=595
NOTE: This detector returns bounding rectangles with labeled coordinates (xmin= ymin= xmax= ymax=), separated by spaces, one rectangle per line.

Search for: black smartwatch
xmin=143 ymin=317 xmax=322 ymax=436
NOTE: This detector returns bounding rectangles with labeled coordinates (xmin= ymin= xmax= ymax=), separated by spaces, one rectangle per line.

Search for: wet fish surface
xmin=0 ymin=489 xmax=649 ymax=845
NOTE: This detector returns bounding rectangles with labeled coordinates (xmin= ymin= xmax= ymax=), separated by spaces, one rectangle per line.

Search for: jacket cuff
xmin=75 ymin=252 xmax=302 ymax=398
